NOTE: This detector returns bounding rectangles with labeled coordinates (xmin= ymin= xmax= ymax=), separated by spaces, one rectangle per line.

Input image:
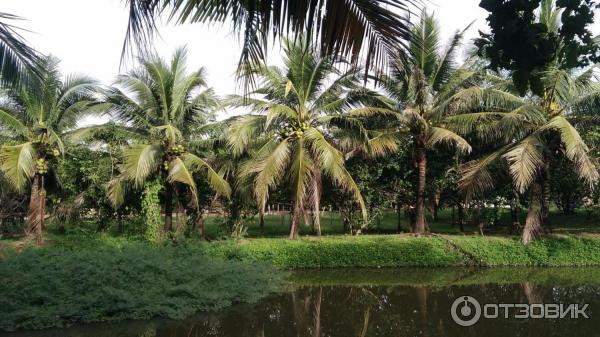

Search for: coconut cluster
xmin=277 ymin=122 xmax=310 ymax=141
xmin=169 ymin=144 xmax=185 ymax=156
xmin=36 ymin=158 xmax=48 ymax=174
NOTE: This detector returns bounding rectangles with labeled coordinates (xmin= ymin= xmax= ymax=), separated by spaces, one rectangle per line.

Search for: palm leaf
xmin=122 ymin=143 xmax=162 ymax=187
xmin=0 ymin=141 xmax=34 ymax=191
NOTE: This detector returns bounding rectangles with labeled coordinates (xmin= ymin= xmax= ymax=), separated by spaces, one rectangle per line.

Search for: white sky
xmin=4 ymin=0 xmax=600 ymax=122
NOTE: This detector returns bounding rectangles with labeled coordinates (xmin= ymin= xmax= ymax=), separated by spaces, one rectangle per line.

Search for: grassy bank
xmin=0 ymin=238 xmax=282 ymax=331
xmin=199 ymin=234 xmax=600 ymax=268
xmin=4 ymin=232 xmax=600 ymax=331
xmin=202 ymin=235 xmax=464 ymax=268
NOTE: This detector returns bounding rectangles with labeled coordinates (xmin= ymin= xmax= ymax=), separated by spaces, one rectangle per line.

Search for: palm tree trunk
xmin=312 ymin=170 xmax=322 ymax=236
xmin=396 ymin=201 xmax=402 ymax=233
xmin=542 ymin=161 xmax=552 ymax=232
xmin=26 ymin=174 xmax=46 ymax=244
xmin=414 ymin=138 xmax=428 ymax=234
xmin=196 ymin=212 xmax=206 ymax=240
xmin=259 ymin=212 xmax=265 ymax=233
xmin=164 ymin=182 xmax=173 ymax=232
xmin=522 ymin=183 xmax=544 ymax=244
xmin=289 ymin=201 xmax=303 ymax=239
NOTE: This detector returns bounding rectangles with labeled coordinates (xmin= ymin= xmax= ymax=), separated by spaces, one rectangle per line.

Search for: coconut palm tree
xmin=454 ymin=67 xmax=600 ymax=243
xmin=226 ymin=38 xmax=370 ymax=239
xmin=0 ymin=12 xmax=40 ymax=86
xmin=454 ymin=0 xmax=600 ymax=243
xmin=122 ymin=0 xmax=416 ymax=77
xmin=361 ymin=12 xmax=474 ymax=234
xmin=105 ymin=47 xmax=231 ymax=232
xmin=0 ymin=56 xmax=99 ymax=243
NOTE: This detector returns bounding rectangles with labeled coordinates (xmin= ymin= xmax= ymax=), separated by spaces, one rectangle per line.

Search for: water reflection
xmin=3 ymin=268 xmax=600 ymax=337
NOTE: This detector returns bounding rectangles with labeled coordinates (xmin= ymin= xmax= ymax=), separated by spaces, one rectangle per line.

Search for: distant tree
xmin=362 ymin=12 xmax=476 ymax=234
xmin=103 ymin=48 xmax=230 ymax=233
xmin=227 ymin=38 xmax=370 ymax=239
xmin=0 ymin=57 xmax=99 ymax=243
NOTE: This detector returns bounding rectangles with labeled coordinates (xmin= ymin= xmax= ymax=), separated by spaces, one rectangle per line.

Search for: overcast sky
xmin=4 ymin=0 xmax=600 ymax=121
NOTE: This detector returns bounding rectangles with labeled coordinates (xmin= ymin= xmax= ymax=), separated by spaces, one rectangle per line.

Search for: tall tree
xmin=0 ymin=57 xmax=99 ymax=243
xmin=362 ymin=13 xmax=474 ymax=234
xmin=227 ymin=38 xmax=369 ymax=239
xmin=460 ymin=0 xmax=600 ymax=243
xmin=456 ymin=67 xmax=600 ymax=243
xmin=104 ymin=48 xmax=231 ymax=232
xmin=122 ymin=0 xmax=416 ymax=78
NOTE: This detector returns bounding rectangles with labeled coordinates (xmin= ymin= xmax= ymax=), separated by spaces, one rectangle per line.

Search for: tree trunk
xmin=196 ymin=212 xmax=206 ymax=240
xmin=541 ymin=161 xmax=552 ymax=232
xmin=289 ymin=201 xmax=303 ymax=239
xmin=457 ymin=202 xmax=465 ymax=232
xmin=26 ymin=174 xmax=46 ymax=244
xmin=414 ymin=139 xmax=428 ymax=234
xmin=396 ymin=203 xmax=402 ymax=233
xmin=259 ymin=212 xmax=265 ymax=233
xmin=164 ymin=182 xmax=173 ymax=232
xmin=510 ymin=189 xmax=521 ymax=233
xmin=522 ymin=183 xmax=545 ymax=244
xmin=312 ymin=170 xmax=322 ymax=236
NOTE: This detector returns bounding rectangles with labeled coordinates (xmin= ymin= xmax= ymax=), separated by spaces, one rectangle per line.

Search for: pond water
xmin=4 ymin=268 xmax=600 ymax=337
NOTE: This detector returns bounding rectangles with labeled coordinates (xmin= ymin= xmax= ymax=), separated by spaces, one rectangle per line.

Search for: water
xmin=4 ymin=268 xmax=600 ymax=337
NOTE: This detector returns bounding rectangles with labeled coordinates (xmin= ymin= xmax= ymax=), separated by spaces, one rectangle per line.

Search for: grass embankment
xmin=0 ymin=238 xmax=282 ymax=331
xmin=3 ymin=232 xmax=600 ymax=331
xmin=200 ymin=234 xmax=600 ymax=268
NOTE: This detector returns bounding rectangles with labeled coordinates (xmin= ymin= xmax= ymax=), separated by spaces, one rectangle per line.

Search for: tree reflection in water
xmin=4 ymin=268 xmax=600 ymax=337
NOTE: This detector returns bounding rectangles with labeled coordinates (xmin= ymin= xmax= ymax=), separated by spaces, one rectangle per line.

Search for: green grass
xmin=447 ymin=234 xmax=600 ymax=266
xmin=201 ymin=207 xmax=600 ymax=239
xmin=0 ymin=236 xmax=283 ymax=331
xmin=201 ymin=235 xmax=464 ymax=268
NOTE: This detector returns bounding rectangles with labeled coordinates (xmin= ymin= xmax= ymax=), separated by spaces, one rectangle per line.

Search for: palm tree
xmin=363 ymin=12 xmax=474 ymax=234
xmin=122 ymin=0 xmax=416 ymax=78
xmin=0 ymin=12 xmax=40 ymax=86
xmin=455 ymin=0 xmax=600 ymax=243
xmin=0 ymin=56 xmax=99 ymax=243
xmin=105 ymin=47 xmax=231 ymax=232
xmin=455 ymin=67 xmax=600 ymax=243
xmin=226 ymin=38 xmax=369 ymax=239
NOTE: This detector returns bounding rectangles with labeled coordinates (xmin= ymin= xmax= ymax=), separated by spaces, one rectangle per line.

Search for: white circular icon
xmin=451 ymin=296 xmax=481 ymax=327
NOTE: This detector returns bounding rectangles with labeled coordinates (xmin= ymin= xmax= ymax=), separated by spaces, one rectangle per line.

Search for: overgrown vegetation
xmin=0 ymin=238 xmax=282 ymax=331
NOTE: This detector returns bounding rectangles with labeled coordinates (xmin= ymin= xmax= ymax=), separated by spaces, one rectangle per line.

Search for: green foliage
xmin=202 ymin=236 xmax=464 ymax=268
xmin=0 ymin=239 xmax=282 ymax=331
xmin=477 ymin=0 xmax=600 ymax=94
xmin=448 ymin=235 xmax=600 ymax=266
xmin=141 ymin=180 xmax=163 ymax=242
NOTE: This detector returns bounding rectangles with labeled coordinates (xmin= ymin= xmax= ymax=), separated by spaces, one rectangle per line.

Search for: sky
xmin=4 ymin=0 xmax=600 ymax=122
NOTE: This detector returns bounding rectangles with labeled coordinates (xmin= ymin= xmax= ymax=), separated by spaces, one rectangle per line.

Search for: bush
xmin=0 ymin=239 xmax=282 ymax=331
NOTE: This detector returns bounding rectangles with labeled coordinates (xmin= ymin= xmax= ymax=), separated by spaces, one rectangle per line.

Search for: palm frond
xmin=184 ymin=153 xmax=232 ymax=197
xmin=0 ymin=141 xmax=34 ymax=191
xmin=502 ymin=135 xmax=544 ymax=193
xmin=121 ymin=143 xmax=162 ymax=187
xmin=427 ymin=127 xmax=471 ymax=153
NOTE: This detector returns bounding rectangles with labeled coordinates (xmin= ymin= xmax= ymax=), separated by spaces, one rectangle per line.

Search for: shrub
xmin=0 ymin=240 xmax=282 ymax=331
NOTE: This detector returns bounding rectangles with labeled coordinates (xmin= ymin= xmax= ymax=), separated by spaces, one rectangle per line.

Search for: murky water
xmin=4 ymin=268 xmax=600 ymax=337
